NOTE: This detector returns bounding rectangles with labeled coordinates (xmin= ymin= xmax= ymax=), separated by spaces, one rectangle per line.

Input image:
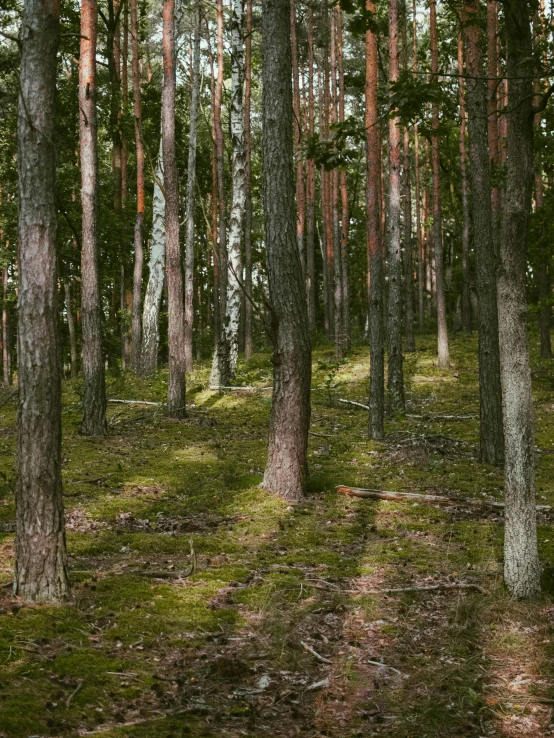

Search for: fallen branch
xmin=0 ymin=390 xmax=18 ymax=408
xmin=337 ymin=486 xmax=451 ymax=505
xmin=300 ymin=640 xmax=332 ymax=664
xmin=66 ymin=679 xmax=83 ymax=708
xmin=309 ymin=431 xmax=333 ymax=439
xmin=338 ymin=399 xmax=369 ymax=410
xmin=367 ymin=660 xmax=404 ymax=676
xmin=337 ymin=485 xmax=552 ymax=512
xmin=406 ymin=413 xmax=476 ymax=421
xmin=108 ymin=399 xmax=161 ymax=406
xmin=208 ymin=385 xmax=272 ymax=391
xmin=78 ymin=706 xmax=210 ymax=735
xmin=357 ymin=582 xmax=486 ymax=595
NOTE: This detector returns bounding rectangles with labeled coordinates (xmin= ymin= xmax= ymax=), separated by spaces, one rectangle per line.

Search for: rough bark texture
xmin=80 ymin=0 xmax=107 ymax=436
xmin=64 ymin=278 xmax=78 ymax=379
xmin=290 ymin=0 xmax=305 ymax=271
xmin=130 ymin=0 xmax=144 ymax=373
xmin=306 ymin=7 xmax=316 ymax=332
xmin=387 ymin=0 xmax=405 ymax=412
xmin=430 ymin=0 xmax=449 ymax=368
xmin=215 ymin=0 xmax=227 ymax=330
xmin=458 ymin=37 xmax=472 ymax=335
xmin=487 ymin=0 xmax=500 ymax=255
xmin=244 ymin=0 xmax=254 ymax=360
xmin=141 ymin=141 xmax=165 ymax=375
xmin=413 ymin=0 xmax=423 ymax=328
xmin=16 ymin=0 xmax=70 ymax=602
xmin=184 ymin=0 xmax=202 ymax=373
xmin=497 ymin=0 xmax=540 ymax=598
xmin=262 ymin=0 xmax=312 ymax=501
xmin=462 ymin=0 xmax=504 ymax=468
xmin=163 ymin=0 xmax=187 ymax=418
xmin=338 ymin=7 xmax=350 ymax=352
xmin=366 ymin=0 xmax=385 ymax=440
xmin=330 ymin=10 xmax=342 ymax=359
xmin=210 ymin=0 xmax=246 ymax=387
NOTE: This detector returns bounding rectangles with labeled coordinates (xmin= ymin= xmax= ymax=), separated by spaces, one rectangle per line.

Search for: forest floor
xmin=1 ymin=332 xmax=554 ymax=738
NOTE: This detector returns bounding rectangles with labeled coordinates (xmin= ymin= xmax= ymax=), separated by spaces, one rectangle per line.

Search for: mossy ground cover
xmin=0 ymin=331 xmax=554 ymax=737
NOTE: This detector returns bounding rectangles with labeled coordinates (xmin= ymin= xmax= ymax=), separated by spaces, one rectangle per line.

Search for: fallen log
xmin=108 ymin=399 xmax=161 ymax=406
xmin=208 ymin=385 xmax=272 ymax=392
xmin=357 ymin=582 xmax=486 ymax=595
xmin=337 ymin=486 xmax=552 ymax=512
xmin=338 ymin=399 xmax=369 ymax=410
xmin=337 ymin=486 xmax=451 ymax=505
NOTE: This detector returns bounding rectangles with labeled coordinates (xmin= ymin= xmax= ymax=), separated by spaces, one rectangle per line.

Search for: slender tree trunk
xmin=413 ymin=0 xmax=424 ymax=328
xmin=141 ymin=141 xmax=165 ymax=375
xmin=215 ymin=0 xmax=227 ymax=327
xmin=462 ymin=0 xmax=504 ymax=468
xmin=184 ymin=0 xmax=202 ymax=373
xmin=458 ymin=36 xmax=472 ymax=334
xmin=401 ymin=0 xmax=414 ymax=352
xmin=497 ymin=0 xmax=540 ymax=598
xmin=430 ymin=0 xmax=449 ymax=368
xmin=306 ymin=7 xmax=316 ymax=332
xmin=262 ymin=0 xmax=311 ymax=501
xmin=387 ymin=0 xmax=405 ymax=410
xmin=210 ymin=0 xmax=246 ymax=386
xmin=80 ymin=0 xmax=107 ymax=436
xmin=244 ymin=0 xmax=254 ymax=360
xmin=330 ymin=9 xmax=343 ymax=359
xmin=16 ymin=0 xmax=69 ymax=602
xmin=337 ymin=9 xmax=350 ymax=352
xmin=487 ymin=0 xmax=500 ymax=255
xmin=64 ymin=279 xmax=78 ymax=379
xmin=206 ymin=29 xmax=220 ymax=346
xmin=291 ymin=0 xmax=305 ymax=271
xmin=121 ymin=0 xmax=128 ymax=205
xmin=366 ymin=0 xmax=385 ymax=439
xmin=2 ymin=267 xmax=11 ymax=386
xmin=130 ymin=0 xmax=144 ymax=372
xmin=163 ymin=0 xmax=187 ymax=418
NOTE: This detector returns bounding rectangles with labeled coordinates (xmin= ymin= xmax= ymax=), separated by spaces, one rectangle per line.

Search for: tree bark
xmin=291 ymin=0 xmax=305 ymax=271
xmin=487 ymin=0 xmax=500 ymax=255
xmin=163 ymin=0 xmax=187 ymax=418
xmin=462 ymin=0 xmax=504 ymax=468
xmin=244 ymin=0 xmax=254 ymax=360
xmin=386 ymin=0 xmax=405 ymax=412
xmin=16 ymin=0 xmax=69 ymax=602
xmin=130 ymin=0 xmax=144 ymax=373
xmin=458 ymin=36 xmax=472 ymax=334
xmin=413 ymin=0 xmax=424 ymax=328
xmin=306 ymin=7 xmax=317 ymax=332
xmin=430 ymin=0 xmax=450 ymax=368
xmin=366 ymin=0 xmax=385 ymax=439
xmin=141 ymin=141 xmax=165 ymax=375
xmin=215 ymin=0 xmax=227 ymax=330
xmin=497 ymin=0 xmax=540 ymax=598
xmin=80 ymin=0 xmax=107 ymax=436
xmin=210 ymin=0 xmax=246 ymax=387
xmin=206 ymin=27 xmax=220 ymax=346
xmin=184 ymin=0 xmax=202 ymax=373
xmin=337 ymin=8 xmax=350 ymax=352
xmin=330 ymin=9 xmax=343 ymax=359
xmin=262 ymin=0 xmax=312 ymax=501
xmin=64 ymin=278 xmax=78 ymax=380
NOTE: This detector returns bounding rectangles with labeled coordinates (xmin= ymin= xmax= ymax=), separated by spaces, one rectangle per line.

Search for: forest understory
xmin=1 ymin=331 xmax=554 ymax=738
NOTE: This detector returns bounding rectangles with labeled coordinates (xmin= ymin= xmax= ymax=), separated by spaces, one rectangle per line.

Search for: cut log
xmin=338 ymin=399 xmax=369 ymax=410
xmin=108 ymin=399 xmax=161 ymax=406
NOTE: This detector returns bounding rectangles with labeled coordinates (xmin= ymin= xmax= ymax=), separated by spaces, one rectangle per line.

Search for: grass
xmin=0 ymin=329 xmax=553 ymax=737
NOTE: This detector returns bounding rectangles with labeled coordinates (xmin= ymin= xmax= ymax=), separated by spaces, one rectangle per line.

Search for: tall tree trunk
xmin=184 ymin=0 xmax=202 ymax=373
xmin=244 ymin=0 xmax=254 ymax=360
xmin=366 ymin=0 xmax=385 ymax=439
xmin=130 ymin=0 xmax=144 ymax=372
xmin=497 ymin=0 xmax=540 ymax=598
xmin=121 ymin=0 xmax=128 ymax=205
xmin=163 ymin=0 xmax=187 ymax=418
xmin=387 ymin=0 xmax=405 ymax=411
xmin=80 ymin=0 xmax=107 ymax=436
xmin=430 ymin=0 xmax=450 ymax=368
xmin=206 ymin=28 xmax=220 ymax=347
xmin=330 ymin=9 xmax=343 ymax=358
xmin=458 ymin=36 xmax=472 ymax=334
xmin=401 ymin=0 xmax=414 ymax=351
xmin=2 ymin=267 xmax=11 ymax=386
xmin=487 ymin=0 xmax=500 ymax=255
xmin=141 ymin=141 xmax=165 ymax=375
xmin=262 ymin=0 xmax=311 ymax=501
xmin=64 ymin=278 xmax=78 ymax=380
xmin=337 ymin=8 xmax=350 ymax=352
xmin=210 ymin=0 xmax=246 ymax=387
xmin=306 ymin=7 xmax=317 ymax=332
xmin=462 ymin=0 xmax=504 ymax=468
xmin=291 ymin=0 xmax=305 ymax=270
xmin=413 ymin=0 xmax=424 ymax=328
xmin=16 ymin=0 xmax=69 ymax=602
xmin=215 ymin=0 xmax=227 ymax=329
